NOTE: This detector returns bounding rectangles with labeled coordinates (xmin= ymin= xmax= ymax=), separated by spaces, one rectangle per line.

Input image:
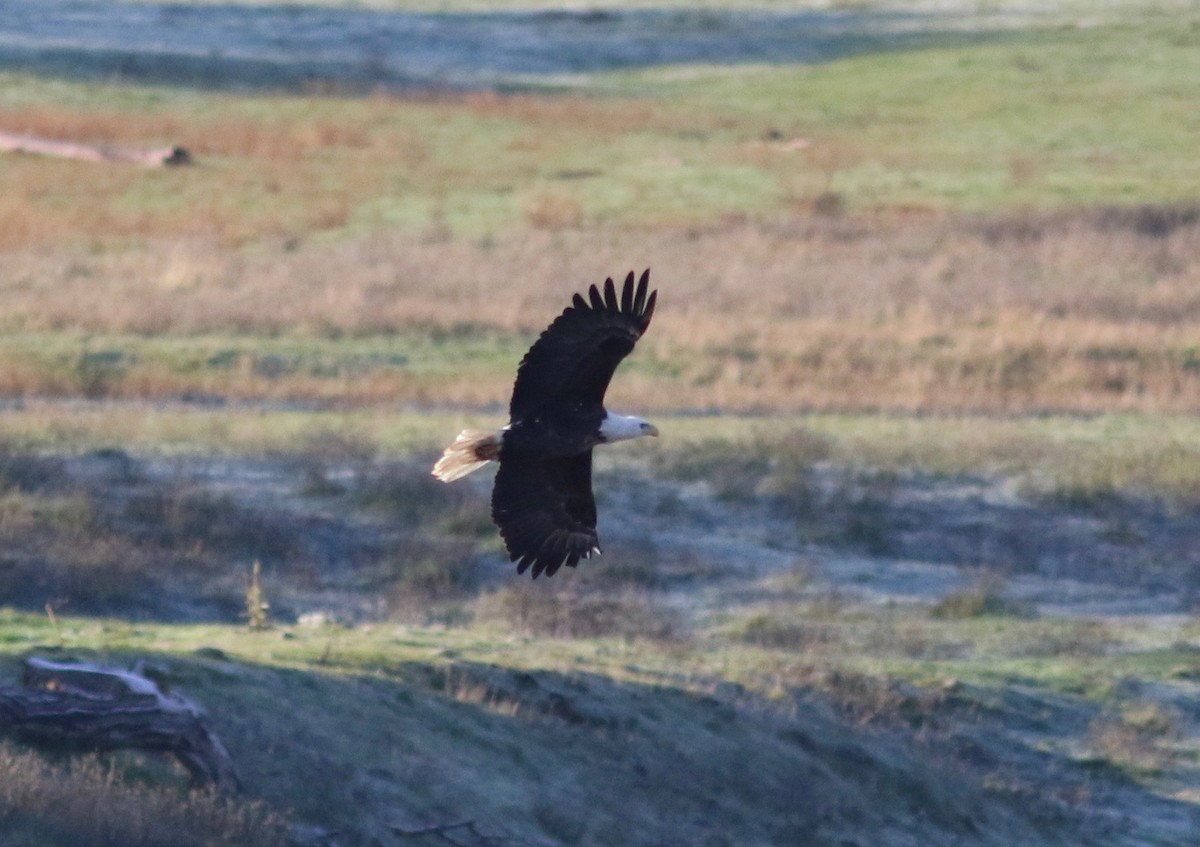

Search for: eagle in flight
xmin=432 ymin=270 xmax=658 ymax=578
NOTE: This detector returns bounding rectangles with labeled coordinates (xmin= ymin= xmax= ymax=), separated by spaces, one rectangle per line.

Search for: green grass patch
xmin=2 ymin=5 xmax=1199 ymax=249
xmin=578 ymin=12 xmax=1200 ymax=214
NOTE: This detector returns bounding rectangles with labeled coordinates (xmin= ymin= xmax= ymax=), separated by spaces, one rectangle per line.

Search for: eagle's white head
xmin=598 ymin=412 xmax=659 ymax=444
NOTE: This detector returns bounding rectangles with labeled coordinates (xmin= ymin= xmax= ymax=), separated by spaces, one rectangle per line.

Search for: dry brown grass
xmin=0 ymin=743 xmax=288 ymax=847
xmin=2 ymin=205 xmax=1199 ymax=413
xmin=0 ymin=102 xmax=407 ymax=248
xmin=0 ymin=91 xmax=667 ymax=250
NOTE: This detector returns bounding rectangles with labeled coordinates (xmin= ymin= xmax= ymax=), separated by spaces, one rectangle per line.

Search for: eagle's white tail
xmin=432 ymin=428 xmax=503 ymax=482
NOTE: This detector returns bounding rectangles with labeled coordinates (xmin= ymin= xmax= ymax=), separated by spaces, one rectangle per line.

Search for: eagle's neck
xmin=598 ymin=412 xmax=659 ymax=444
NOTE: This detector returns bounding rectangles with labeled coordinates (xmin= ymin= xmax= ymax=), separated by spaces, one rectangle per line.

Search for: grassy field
xmin=0 ymin=589 xmax=1197 ymax=845
xmin=2 ymin=2 xmax=1200 ymax=845
xmin=2 ymin=208 xmax=1199 ymax=414
xmin=2 ymin=4 xmax=1200 ymax=413
xmin=4 ymin=5 xmax=1199 ymax=242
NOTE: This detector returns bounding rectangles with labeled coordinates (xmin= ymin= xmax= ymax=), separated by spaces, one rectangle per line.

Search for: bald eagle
xmin=432 ymin=270 xmax=659 ymax=578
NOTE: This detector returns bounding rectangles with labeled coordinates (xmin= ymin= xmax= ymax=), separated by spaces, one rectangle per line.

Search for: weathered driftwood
xmin=0 ymin=657 xmax=239 ymax=792
xmin=0 ymin=131 xmax=191 ymax=167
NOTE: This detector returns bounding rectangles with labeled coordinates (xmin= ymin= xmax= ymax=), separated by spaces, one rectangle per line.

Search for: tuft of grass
xmin=931 ymin=574 xmax=1030 ymax=620
xmin=0 ymin=743 xmax=289 ymax=847
xmin=1086 ymin=702 xmax=1182 ymax=776
xmin=733 ymin=613 xmax=834 ymax=651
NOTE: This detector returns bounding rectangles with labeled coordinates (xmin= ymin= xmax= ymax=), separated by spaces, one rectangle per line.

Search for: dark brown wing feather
xmin=509 ymin=269 xmax=656 ymax=420
xmin=491 ymin=451 xmax=598 ymax=578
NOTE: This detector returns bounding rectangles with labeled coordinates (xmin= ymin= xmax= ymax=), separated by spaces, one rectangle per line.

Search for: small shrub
xmin=756 ymin=435 xmax=834 ymax=514
xmin=244 ymin=560 xmax=270 ymax=630
xmin=1031 ymin=475 xmax=1123 ymax=513
xmin=1121 ymin=701 xmax=1180 ymax=737
xmin=0 ymin=492 xmax=94 ymax=538
xmin=734 ymin=613 xmax=833 ymax=651
xmin=810 ymin=191 xmax=846 ymax=217
xmin=931 ymin=573 xmax=1029 ymax=620
xmin=803 ymin=668 xmax=945 ymax=727
xmin=1091 ymin=203 xmax=1200 ymax=238
xmin=1087 ymin=702 xmax=1181 ymax=775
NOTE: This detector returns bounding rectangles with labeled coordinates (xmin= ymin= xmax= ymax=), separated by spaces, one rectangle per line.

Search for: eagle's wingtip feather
xmin=633 ymin=270 xmax=649 ymax=313
xmin=603 ymin=276 xmax=618 ymax=310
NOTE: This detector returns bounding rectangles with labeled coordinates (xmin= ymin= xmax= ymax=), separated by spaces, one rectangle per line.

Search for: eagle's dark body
xmin=433 ymin=270 xmax=658 ymax=578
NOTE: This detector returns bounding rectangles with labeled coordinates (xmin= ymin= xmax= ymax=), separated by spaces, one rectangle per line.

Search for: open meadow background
xmin=2 ymin=1 xmax=1200 ymax=845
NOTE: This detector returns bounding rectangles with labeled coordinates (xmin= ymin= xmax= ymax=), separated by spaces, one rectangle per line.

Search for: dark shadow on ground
xmin=0 ymin=2 xmax=1009 ymax=92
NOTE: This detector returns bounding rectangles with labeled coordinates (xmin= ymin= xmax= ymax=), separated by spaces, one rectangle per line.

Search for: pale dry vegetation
xmin=1087 ymin=702 xmax=1184 ymax=776
xmin=0 ymin=206 xmax=1198 ymax=413
xmin=0 ymin=100 xmax=422 ymax=247
xmin=0 ymin=743 xmax=287 ymax=847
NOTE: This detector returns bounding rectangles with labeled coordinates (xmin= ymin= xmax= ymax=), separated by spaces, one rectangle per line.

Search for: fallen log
xmin=0 ymin=656 xmax=239 ymax=792
xmin=0 ymin=131 xmax=191 ymax=166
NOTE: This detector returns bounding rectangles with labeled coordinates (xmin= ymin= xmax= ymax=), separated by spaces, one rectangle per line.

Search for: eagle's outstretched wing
xmin=508 ymin=270 xmax=656 ymax=420
xmin=491 ymin=451 xmax=598 ymax=578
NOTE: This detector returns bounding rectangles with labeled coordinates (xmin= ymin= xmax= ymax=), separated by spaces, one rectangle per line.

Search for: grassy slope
xmin=0 ymin=609 xmax=1186 ymax=847
xmin=3 ymin=601 xmax=1198 ymax=846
